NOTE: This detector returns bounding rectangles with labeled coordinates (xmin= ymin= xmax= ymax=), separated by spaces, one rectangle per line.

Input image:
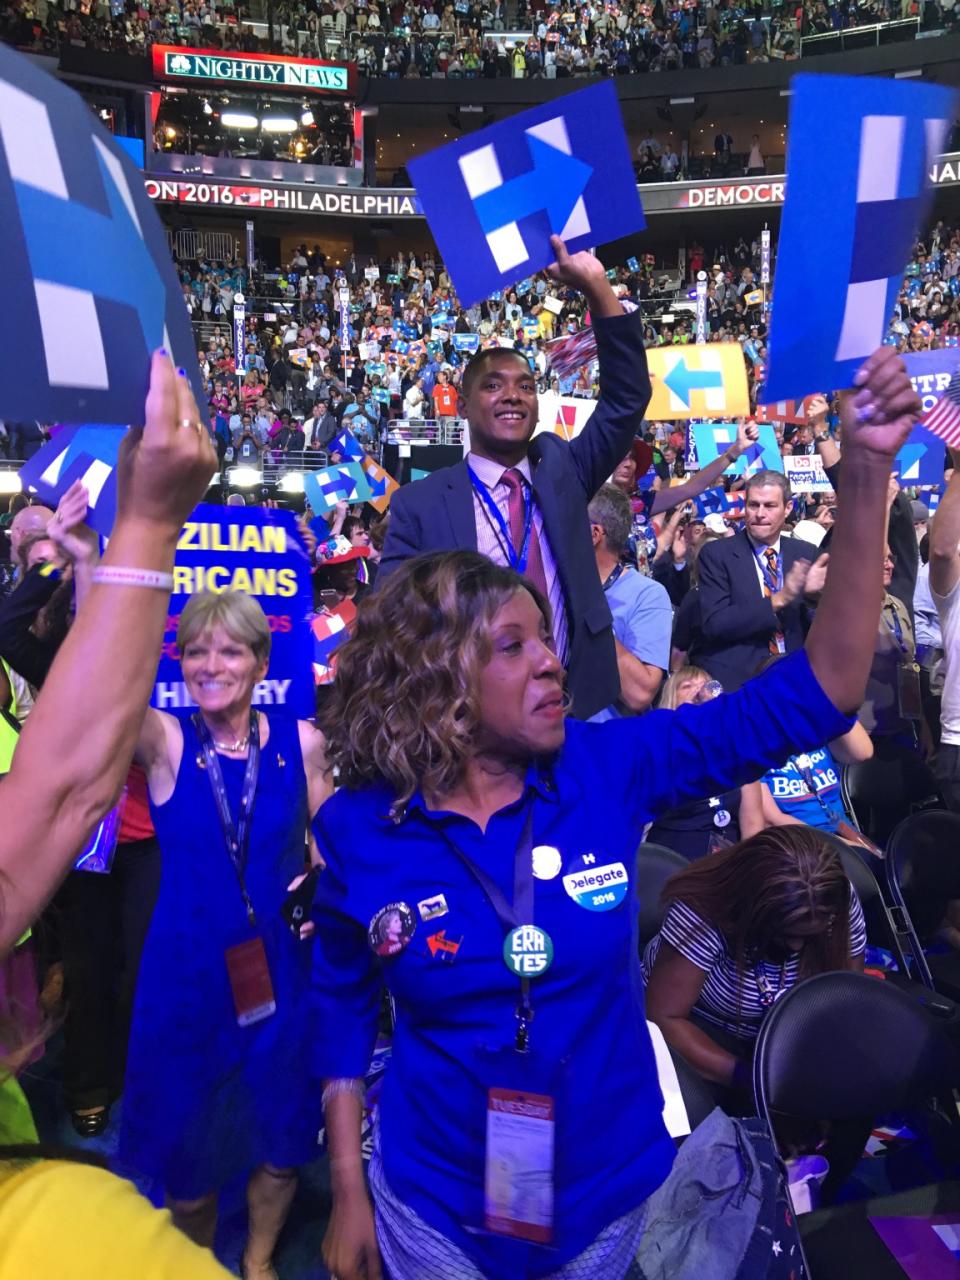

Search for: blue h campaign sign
xmin=894 ymin=423 xmax=946 ymax=488
xmin=18 ymin=424 xmax=123 ymax=537
xmin=408 ymin=82 xmax=644 ymax=307
xmin=902 ymin=350 xmax=960 ymax=415
xmin=691 ymin=423 xmax=784 ymax=477
xmin=762 ymin=74 xmax=956 ymax=402
xmin=0 ymin=44 xmax=203 ymax=422
xmin=152 ymin=504 xmax=314 ymax=718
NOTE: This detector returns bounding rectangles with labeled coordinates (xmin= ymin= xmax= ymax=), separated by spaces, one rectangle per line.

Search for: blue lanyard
xmin=755 ymin=546 xmax=782 ymax=594
xmin=425 ymin=800 xmax=537 ymax=1052
xmin=883 ymin=602 xmax=909 ymax=656
xmin=193 ymin=711 xmax=261 ymax=926
xmin=790 ymin=755 xmax=844 ymax=829
xmin=468 ymin=466 xmax=534 ymax=575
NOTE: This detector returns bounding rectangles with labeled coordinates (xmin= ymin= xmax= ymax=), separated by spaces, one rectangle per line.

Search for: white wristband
xmin=91 ymin=566 xmax=175 ymax=590
xmin=322 ymin=1078 xmax=366 ymax=1111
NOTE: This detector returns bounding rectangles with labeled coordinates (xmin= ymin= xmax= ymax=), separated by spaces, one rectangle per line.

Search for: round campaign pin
xmin=368 ymin=902 xmax=417 ymax=958
xmin=531 ymin=845 xmax=562 ymax=881
xmin=561 ymin=854 xmax=629 ymax=913
xmin=713 ymin=809 xmax=732 ymax=829
xmin=503 ymin=925 xmax=554 ymax=978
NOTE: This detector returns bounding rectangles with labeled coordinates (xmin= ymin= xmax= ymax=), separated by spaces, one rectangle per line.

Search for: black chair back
xmin=823 ymin=835 xmax=912 ymax=975
xmin=886 ymin=810 xmax=960 ymax=941
xmin=841 ymin=744 xmax=943 ymax=846
xmin=754 ymin=971 xmax=960 ymax=1124
xmin=635 ymin=842 xmax=690 ymax=949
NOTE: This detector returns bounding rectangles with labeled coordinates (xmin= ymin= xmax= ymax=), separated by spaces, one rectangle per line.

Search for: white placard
xmin=783 ymin=455 xmax=833 ymax=493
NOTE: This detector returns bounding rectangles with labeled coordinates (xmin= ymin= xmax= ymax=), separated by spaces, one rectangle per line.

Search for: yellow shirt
xmin=0 ymin=1161 xmax=232 ymax=1278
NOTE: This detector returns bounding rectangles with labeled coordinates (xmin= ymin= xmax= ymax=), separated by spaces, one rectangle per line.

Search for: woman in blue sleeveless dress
xmin=118 ymin=590 xmax=331 ymax=1280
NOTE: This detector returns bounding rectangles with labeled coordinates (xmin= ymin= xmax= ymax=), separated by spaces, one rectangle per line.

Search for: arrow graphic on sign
xmin=662 ymin=358 xmax=724 ymax=408
xmin=427 ymin=931 xmax=461 ymax=959
xmin=13 ymin=142 xmax=167 ymax=351
xmin=473 ymin=136 xmax=593 ymax=237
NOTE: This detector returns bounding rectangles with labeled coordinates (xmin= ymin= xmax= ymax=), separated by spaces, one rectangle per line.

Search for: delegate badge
xmin=561 ymin=855 xmax=629 ymax=913
xmin=368 ymin=902 xmax=417 ymax=957
xmin=503 ymin=925 xmax=554 ymax=977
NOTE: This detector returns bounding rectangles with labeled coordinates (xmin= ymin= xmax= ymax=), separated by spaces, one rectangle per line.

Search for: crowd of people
xmin=141 ymin=213 xmax=957 ymax=484
xmin=5 ymin=218 xmax=960 ymax=1278
xmin=5 ymin=0 xmax=954 ymax=79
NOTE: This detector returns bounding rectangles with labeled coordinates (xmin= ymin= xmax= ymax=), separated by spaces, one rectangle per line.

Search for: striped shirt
xmin=467 ymin=452 xmax=569 ymax=666
xmin=641 ymin=895 xmax=867 ymax=1037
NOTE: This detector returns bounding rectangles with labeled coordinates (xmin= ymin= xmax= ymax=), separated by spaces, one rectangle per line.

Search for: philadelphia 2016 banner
xmin=152 ymin=504 xmax=315 ymax=717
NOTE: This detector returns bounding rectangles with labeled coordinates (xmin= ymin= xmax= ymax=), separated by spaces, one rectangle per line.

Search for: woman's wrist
xmin=102 ymin=519 xmax=181 ymax=565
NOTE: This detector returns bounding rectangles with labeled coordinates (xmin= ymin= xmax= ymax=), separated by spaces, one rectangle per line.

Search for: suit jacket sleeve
xmin=697 ymin=541 xmax=777 ymax=644
xmin=377 ymin=486 xmax=422 ymax=584
xmin=568 ymin=308 xmax=652 ymax=498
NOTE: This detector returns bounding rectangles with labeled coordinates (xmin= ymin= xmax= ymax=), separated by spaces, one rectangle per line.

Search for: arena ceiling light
xmin=261 ymin=117 xmax=299 ymax=133
xmin=228 ymin=466 xmax=263 ymax=488
xmin=222 ymin=112 xmax=259 ymax=129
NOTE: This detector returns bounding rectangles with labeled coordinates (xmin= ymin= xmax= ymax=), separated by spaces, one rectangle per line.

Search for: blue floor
xmin=18 ymin=1029 xmax=394 ymax=1279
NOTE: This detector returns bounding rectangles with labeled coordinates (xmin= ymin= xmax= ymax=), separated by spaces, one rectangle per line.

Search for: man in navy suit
xmin=696 ymin=470 xmax=828 ymax=692
xmin=378 ymin=236 xmax=651 ymax=720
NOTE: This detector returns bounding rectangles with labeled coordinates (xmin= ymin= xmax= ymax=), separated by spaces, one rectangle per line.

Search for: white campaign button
xmin=531 ymin=845 xmax=562 ymax=880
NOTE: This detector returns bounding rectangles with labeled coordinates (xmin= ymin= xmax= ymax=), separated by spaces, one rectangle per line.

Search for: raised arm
xmin=930 ymin=448 xmax=960 ymax=597
xmin=0 ymin=354 xmax=216 ymax=954
xmin=543 ymin=238 xmax=652 ymax=496
xmin=650 ymin=421 xmax=759 ymax=518
xmin=805 ymin=350 xmax=921 ymax=712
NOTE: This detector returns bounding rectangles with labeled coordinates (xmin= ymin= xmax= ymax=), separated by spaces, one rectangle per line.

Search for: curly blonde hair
xmin=319 ymin=552 xmax=550 ymax=806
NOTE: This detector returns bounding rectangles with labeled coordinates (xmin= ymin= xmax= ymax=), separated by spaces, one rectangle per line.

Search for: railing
xmin=385 ymin=419 xmax=465 ymax=446
xmin=172 ymin=229 xmax=242 ymax=264
xmin=800 ymin=16 xmax=921 ymax=55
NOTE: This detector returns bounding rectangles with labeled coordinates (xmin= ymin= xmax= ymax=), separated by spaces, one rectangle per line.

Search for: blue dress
xmin=117 ymin=713 xmax=321 ymax=1200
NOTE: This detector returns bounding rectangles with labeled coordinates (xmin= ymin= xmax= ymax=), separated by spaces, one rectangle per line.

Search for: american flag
xmin=922 ymin=367 xmax=960 ymax=449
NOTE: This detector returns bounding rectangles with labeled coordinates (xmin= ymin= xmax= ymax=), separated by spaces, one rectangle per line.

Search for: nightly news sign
xmin=151 ymin=45 xmax=356 ymax=96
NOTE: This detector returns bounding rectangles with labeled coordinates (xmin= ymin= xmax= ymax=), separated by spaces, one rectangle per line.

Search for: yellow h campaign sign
xmin=646 ymin=344 xmax=749 ymax=420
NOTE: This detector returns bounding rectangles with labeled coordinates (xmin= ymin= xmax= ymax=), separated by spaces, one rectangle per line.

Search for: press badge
xmin=484 ymin=1087 xmax=555 ymax=1244
xmin=224 ymin=937 xmax=276 ymax=1027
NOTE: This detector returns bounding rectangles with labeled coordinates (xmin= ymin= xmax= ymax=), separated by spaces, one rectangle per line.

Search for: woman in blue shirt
xmin=311 ymin=349 xmax=919 ymax=1280
xmin=759 ymin=723 xmax=873 ymax=833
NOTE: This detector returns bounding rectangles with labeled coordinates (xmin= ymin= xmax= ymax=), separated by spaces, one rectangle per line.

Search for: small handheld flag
xmin=921 ymin=366 xmax=960 ymax=450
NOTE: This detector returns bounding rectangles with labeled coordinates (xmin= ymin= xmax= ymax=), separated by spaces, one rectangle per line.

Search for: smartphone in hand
xmin=281 ymin=867 xmax=320 ymax=937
